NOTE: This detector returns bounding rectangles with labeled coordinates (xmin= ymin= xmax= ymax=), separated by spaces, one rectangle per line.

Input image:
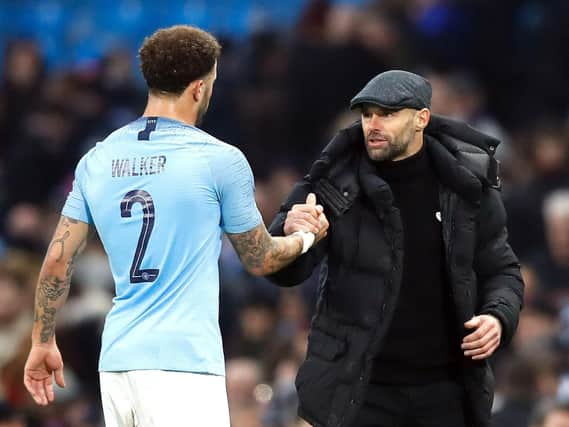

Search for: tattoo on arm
xmin=51 ymin=231 xmax=70 ymax=262
xmin=36 ymin=275 xmax=69 ymax=343
xmin=227 ymin=223 xmax=302 ymax=275
xmin=50 ymin=216 xmax=80 ymax=261
xmin=33 ymin=215 xmax=89 ymax=343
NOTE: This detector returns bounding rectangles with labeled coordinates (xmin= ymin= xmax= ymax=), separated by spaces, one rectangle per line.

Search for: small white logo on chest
xmin=435 ymin=211 xmax=442 ymax=222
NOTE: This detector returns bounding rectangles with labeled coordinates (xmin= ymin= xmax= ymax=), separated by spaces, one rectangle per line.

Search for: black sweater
xmin=371 ymin=144 xmax=461 ymax=384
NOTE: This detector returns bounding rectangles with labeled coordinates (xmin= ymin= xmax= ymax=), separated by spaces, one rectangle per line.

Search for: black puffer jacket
xmin=268 ymin=116 xmax=524 ymax=427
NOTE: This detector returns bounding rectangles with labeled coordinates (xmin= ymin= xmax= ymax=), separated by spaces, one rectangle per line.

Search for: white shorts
xmin=100 ymin=370 xmax=230 ymax=427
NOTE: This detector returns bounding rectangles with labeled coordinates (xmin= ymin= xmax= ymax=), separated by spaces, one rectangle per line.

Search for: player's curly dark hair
xmin=139 ymin=25 xmax=221 ymax=96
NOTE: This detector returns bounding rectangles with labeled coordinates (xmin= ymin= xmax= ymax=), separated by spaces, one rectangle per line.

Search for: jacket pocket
xmin=308 ymin=328 xmax=347 ymax=361
xmin=295 ymin=328 xmax=349 ymax=424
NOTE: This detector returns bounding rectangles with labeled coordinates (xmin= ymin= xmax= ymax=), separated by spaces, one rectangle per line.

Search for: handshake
xmin=284 ymin=193 xmax=329 ymax=253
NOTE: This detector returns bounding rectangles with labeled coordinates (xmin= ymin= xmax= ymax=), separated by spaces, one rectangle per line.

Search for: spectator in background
xmin=263 ymin=355 xmax=305 ymax=427
xmin=0 ymin=252 xmax=40 ymax=408
xmin=229 ymin=297 xmax=278 ymax=361
xmin=0 ymin=101 xmax=76 ymax=254
xmin=528 ymin=190 xmax=569 ymax=307
xmin=493 ymin=348 xmax=562 ymax=427
xmin=531 ymin=401 xmax=569 ymax=427
xmin=287 ymin=0 xmax=391 ymax=169
xmin=0 ymin=264 xmax=33 ymax=403
xmin=226 ymin=358 xmax=263 ymax=427
xmin=0 ymin=39 xmax=45 ymax=156
xmin=424 ymin=68 xmax=535 ymax=193
xmin=97 ymin=48 xmax=144 ymax=116
xmin=543 ymin=190 xmax=569 ymax=266
xmin=426 ymin=70 xmax=511 ymax=162
xmin=2 ymin=104 xmax=74 ymax=208
xmin=0 ymin=265 xmax=32 ymax=363
xmin=0 ymin=402 xmax=27 ymax=427
xmin=505 ymin=124 xmax=569 ymax=260
xmin=407 ymin=0 xmax=474 ymax=60
xmin=232 ymin=30 xmax=292 ymax=175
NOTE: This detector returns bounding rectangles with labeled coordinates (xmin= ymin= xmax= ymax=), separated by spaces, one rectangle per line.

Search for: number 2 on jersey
xmin=120 ymin=190 xmax=160 ymax=283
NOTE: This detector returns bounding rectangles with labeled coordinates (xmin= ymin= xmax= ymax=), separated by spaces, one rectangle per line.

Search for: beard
xmin=195 ymin=89 xmax=212 ymax=126
xmin=364 ymin=124 xmax=415 ymax=162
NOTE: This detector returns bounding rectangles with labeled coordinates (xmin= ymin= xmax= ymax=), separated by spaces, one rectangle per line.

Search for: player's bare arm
xmin=33 ymin=216 xmax=88 ymax=344
xmin=227 ymin=217 xmax=327 ymax=277
xmin=24 ymin=215 xmax=89 ymax=406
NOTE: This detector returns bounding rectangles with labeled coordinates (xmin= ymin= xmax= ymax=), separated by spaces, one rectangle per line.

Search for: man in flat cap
xmin=267 ymin=70 xmax=524 ymax=427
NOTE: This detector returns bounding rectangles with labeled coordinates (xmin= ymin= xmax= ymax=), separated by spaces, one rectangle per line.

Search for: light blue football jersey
xmin=62 ymin=117 xmax=262 ymax=375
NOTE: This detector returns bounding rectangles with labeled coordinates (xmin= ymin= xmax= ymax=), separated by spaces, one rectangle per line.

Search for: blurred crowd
xmin=1 ymin=0 xmax=569 ymax=426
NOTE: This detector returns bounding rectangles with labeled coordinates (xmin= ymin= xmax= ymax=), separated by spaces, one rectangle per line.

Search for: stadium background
xmin=1 ymin=0 xmax=569 ymax=425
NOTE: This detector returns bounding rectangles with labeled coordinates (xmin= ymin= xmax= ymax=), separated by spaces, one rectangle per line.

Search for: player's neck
xmin=143 ymin=94 xmax=198 ymax=126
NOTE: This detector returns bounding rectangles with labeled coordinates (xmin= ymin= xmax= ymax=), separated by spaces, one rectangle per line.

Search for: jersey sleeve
xmin=62 ymin=155 xmax=94 ymax=224
xmin=211 ymin=146 xmax=262 ymax=233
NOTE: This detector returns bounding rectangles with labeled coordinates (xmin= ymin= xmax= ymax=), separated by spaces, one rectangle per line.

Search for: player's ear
xmin=189 ymin=80 xmax=205 ymax=103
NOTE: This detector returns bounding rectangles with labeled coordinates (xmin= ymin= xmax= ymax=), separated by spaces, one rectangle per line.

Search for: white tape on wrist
xmin=292 ymin=231 xmax=316 ymax=254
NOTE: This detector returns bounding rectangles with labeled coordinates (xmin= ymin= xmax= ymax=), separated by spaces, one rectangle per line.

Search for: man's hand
xmin=24 ymin=342 xmax=65 ymax=406
xmin=284 ymin=193 xmax=329 ymax=243
xmin=24 ymin=216 xmax=88 ymax=406
xmin=462 ymin=315 xmax=502 ymax=360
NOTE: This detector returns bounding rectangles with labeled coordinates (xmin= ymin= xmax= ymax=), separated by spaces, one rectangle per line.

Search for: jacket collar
xmin=309 ymin=119 xmax=484 ymax=204
xmin=358 ymin=151 xmax=394 ymax=216
xmin=425 ymin=135 xmax=482 ymax=202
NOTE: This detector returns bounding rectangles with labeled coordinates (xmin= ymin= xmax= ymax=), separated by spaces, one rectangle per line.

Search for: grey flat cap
xmin=350 ymin=70 xmax=432 ymax=111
